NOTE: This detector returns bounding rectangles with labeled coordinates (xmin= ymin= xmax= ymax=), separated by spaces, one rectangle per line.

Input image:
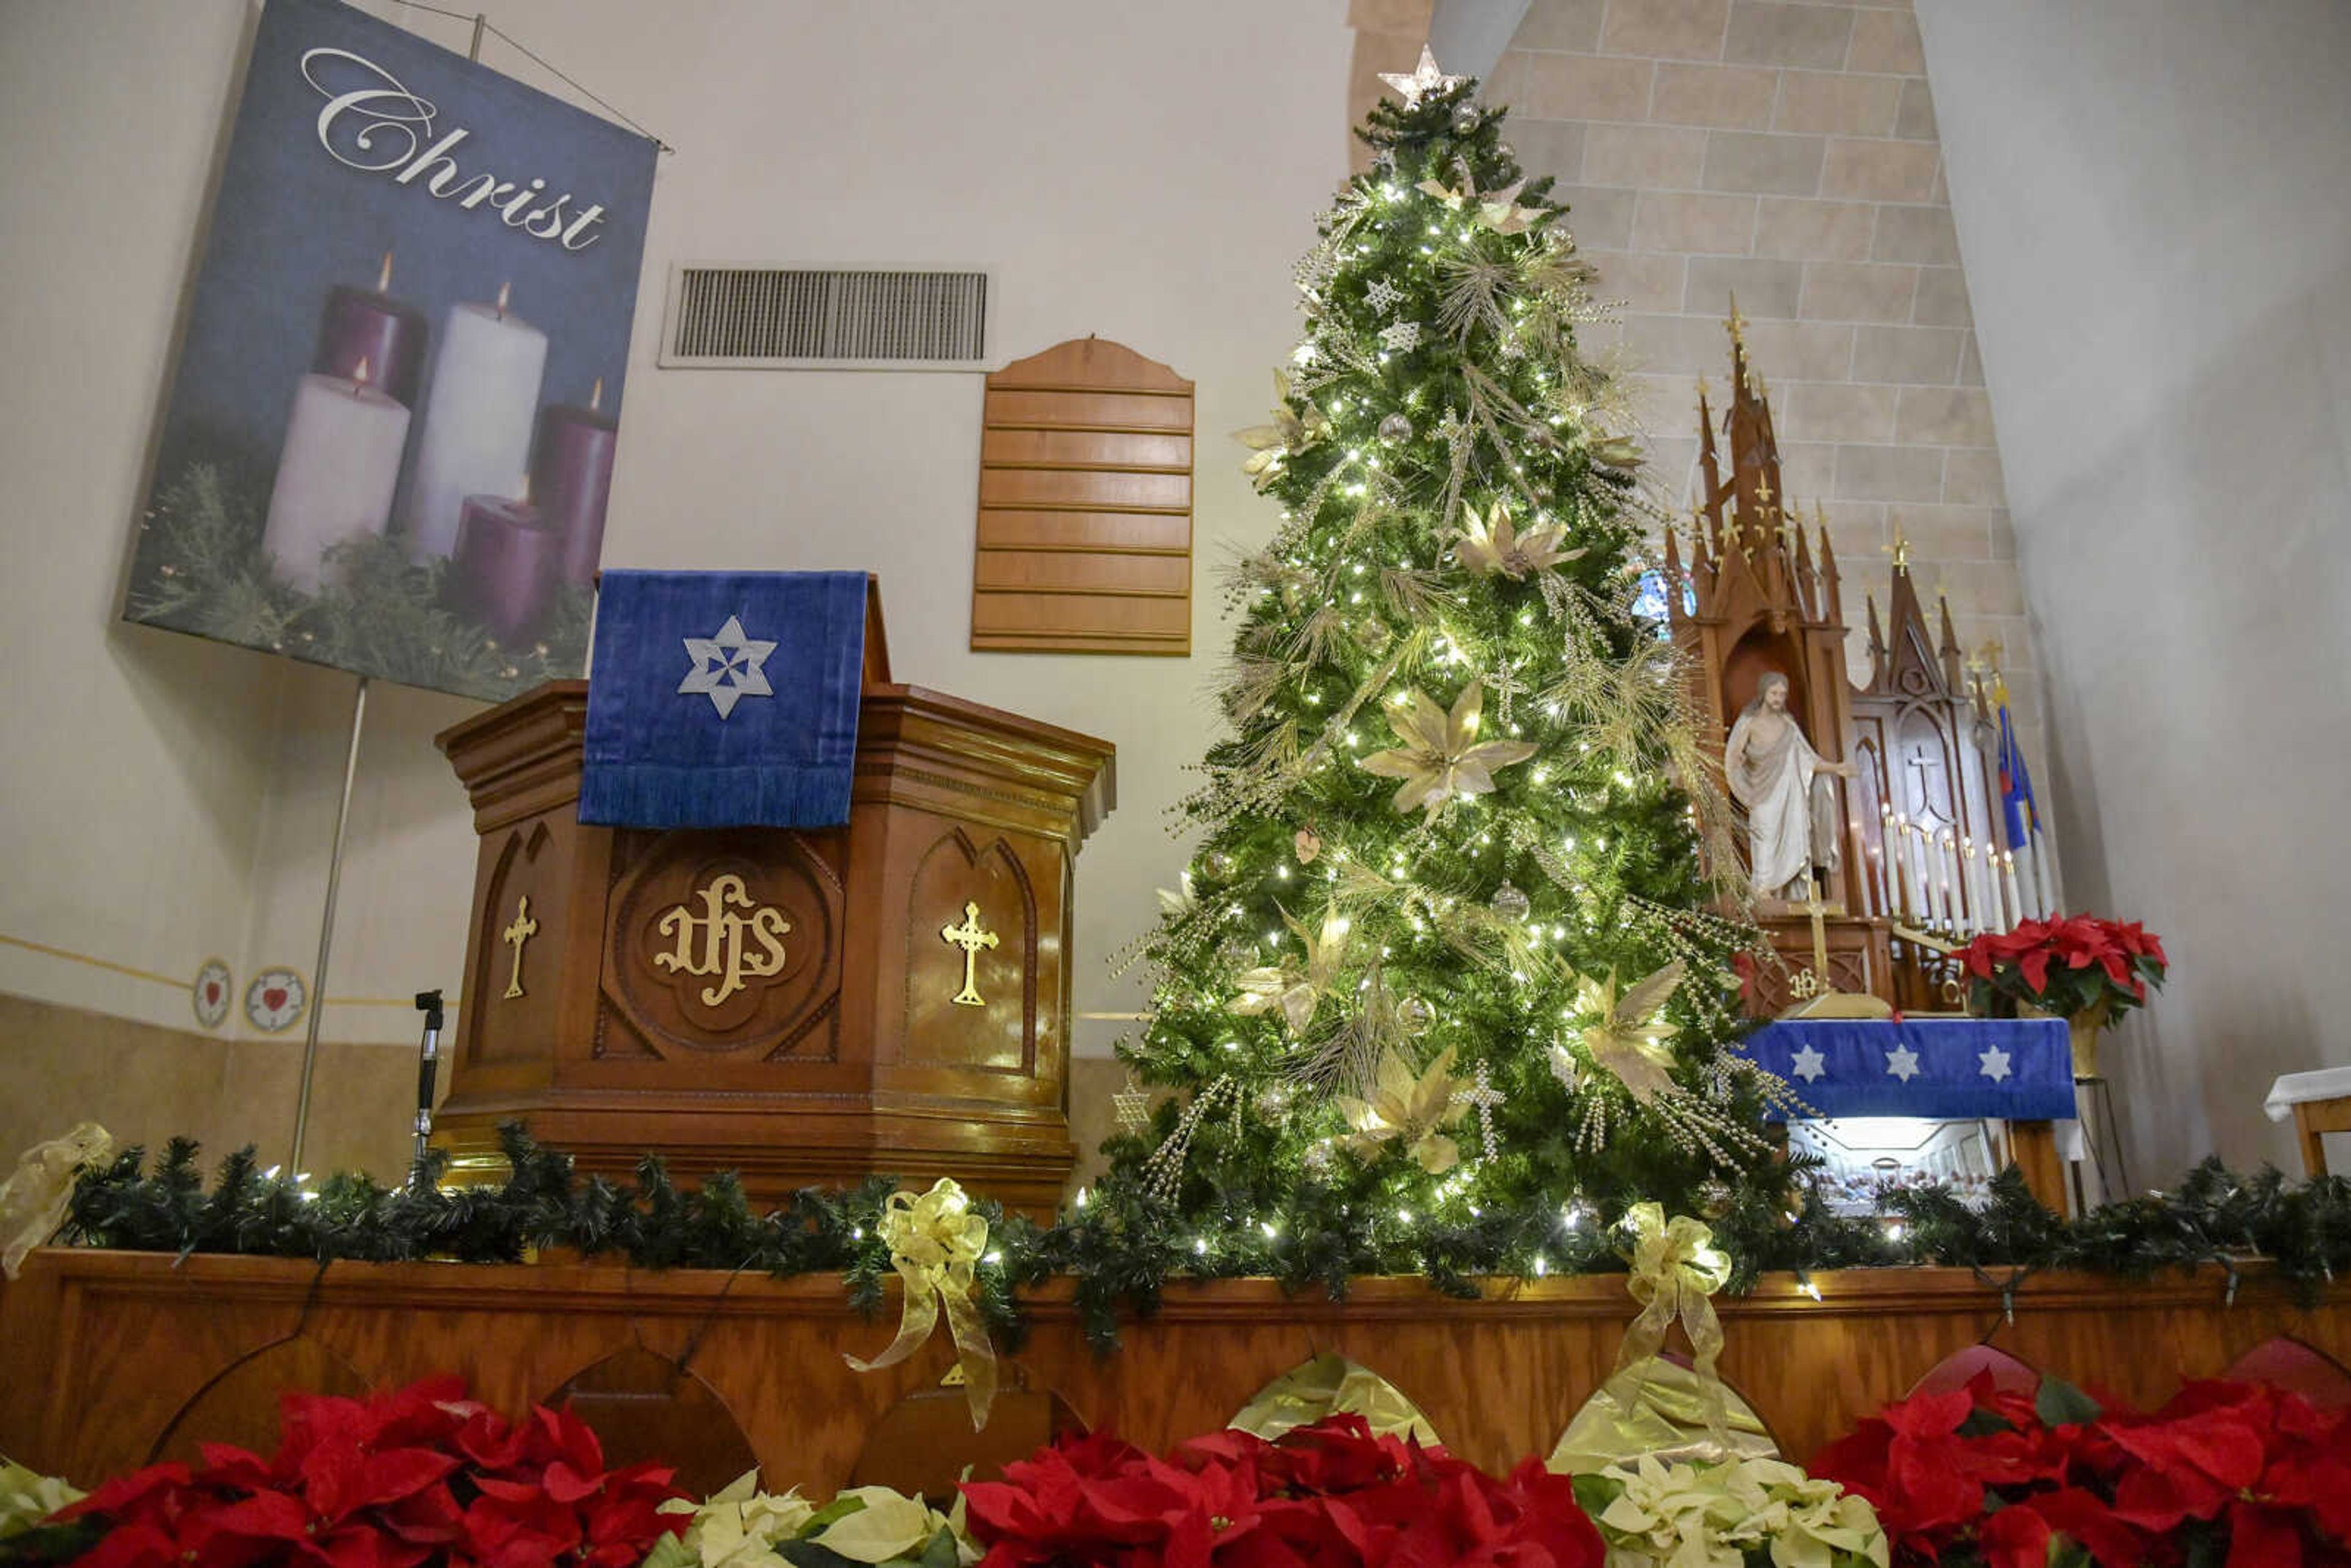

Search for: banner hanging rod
xmin=391 ymin=1 xmax=675 ymax=152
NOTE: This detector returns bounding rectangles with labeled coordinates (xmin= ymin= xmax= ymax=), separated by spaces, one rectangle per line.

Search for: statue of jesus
xmin=1723 ymin=670 xmax=1853 ymax=902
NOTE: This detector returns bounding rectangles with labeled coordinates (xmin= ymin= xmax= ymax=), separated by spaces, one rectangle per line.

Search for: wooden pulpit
xmin=430 ymin=582 xmax=1115 ymax=1213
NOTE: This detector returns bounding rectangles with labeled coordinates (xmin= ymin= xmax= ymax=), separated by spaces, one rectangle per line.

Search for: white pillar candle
xmin=261 ymin=366 xmax=411 ymax=594
xmin=1916 ymin=827 xmax=1941 ymax=928
xmin=406 ymin=287 xmax=549 ymax=561
xmin=1869 ymin=846 xmax=1888 ymax=921
xmin=1941 ymin=832 xmax=1967 ymax=932
xmin=2001 ymin=850 xmax=2025 ymax=929
xmin=1964 ymin=839 xmax=1990 ymax=936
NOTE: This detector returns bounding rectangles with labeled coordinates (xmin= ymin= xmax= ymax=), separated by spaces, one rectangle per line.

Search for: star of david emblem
xmin=1789 ymin=1044 xmax=1826 ymax=1083
xmin=677 ymin=615 xmax=777 ymax=719
xmin=1885 ymin=1045 xmax=1921 ymax=1083
xmin=1978 ymin=1045 xmax=2012 ymax=1084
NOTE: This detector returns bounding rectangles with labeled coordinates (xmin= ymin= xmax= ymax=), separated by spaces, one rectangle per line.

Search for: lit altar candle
xmin=313 ymin=250 xmax=427 ymax=409
xmin=448 ymin=484 xmax=562 ymax=643
xmin=2002 ymin=850 xmax=2025 ymax=927
xmin=260 ymin=358 xmax=411 ymax=595
xmin=407 ymin=282 xmax=548 ymax=561
xmin=532 ymin=376 xmax=618 ymax=585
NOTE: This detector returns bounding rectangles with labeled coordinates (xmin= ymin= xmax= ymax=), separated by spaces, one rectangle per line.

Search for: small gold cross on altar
xmin=940 ymin=901 xmax=999 ymax=1007
xmin=500 ymin=895 xmax=538 ymax=1000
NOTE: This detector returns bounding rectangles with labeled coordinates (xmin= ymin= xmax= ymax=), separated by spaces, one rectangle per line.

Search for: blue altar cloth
xmin=579 ymin=571 xmax=868 ymax=829
xmin=1738 ymin=1018 xmax=2076 ymax=1120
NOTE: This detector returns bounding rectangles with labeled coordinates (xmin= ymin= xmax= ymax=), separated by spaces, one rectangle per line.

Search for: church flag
xmin=579 ymin=571 xmax=868 ymax=830
xmin=1995 ymin=674 xmax=2039 ymax=847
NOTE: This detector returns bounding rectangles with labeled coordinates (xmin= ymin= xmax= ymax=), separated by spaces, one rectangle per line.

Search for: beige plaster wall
xmin=1916 ymin=0 xmax=2351 ymax=1176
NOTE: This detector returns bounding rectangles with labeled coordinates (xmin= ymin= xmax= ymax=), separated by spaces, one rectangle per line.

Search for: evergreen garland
xmin=53 ymin=1128 xmax=2351 ymax=1355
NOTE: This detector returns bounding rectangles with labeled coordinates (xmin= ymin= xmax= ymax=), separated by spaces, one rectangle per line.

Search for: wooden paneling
xmin=973 ymin=338 xmax=1194 ymax=655
xmin=9 ymin=1251 xmax=2350 ymax=1494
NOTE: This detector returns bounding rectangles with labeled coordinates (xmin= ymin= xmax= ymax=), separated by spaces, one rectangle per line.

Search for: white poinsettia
xmin=651 ymin=1472 xmax=977 ymax=1568
xmin=1452 ymin=500 xmax=1583 ymax=580
xmin=1593 ymin=1455 xmax=1888 ymax=1568
xmin=1358 ymin=681 xmax=1539 ymax=822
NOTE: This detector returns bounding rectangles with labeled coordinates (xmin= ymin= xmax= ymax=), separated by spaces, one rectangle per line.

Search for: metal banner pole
xmin=289 ymin=675 xmax=367 ymax=1171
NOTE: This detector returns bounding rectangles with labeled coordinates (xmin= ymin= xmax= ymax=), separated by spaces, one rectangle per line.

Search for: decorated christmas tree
xmin=1092 ymin=53 xmax=1798 ymax=1276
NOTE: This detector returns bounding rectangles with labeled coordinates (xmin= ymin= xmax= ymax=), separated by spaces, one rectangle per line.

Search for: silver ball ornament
xmin=1452 ymin=103 xmax=1482 ymax=133
xmin=1378 ymin=412 xmax=1414 ymax=443
xmin=1490 ymin=880 xmax=1531 ymax=921
xmin=1397 ymin=995 xmax=1435 ymax=1030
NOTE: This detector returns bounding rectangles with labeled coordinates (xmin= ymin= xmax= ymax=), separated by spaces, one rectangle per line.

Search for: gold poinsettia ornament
xmin=1571 ymin=959 xmax=1687 ymax=1104
xmin=1452 ymin=500 xmax=1583 ymax=580
xmin=1335 ymin=1045 xmax=1471 ymax=1173
xmin=1230 ymin=907 xmax=1351 ymax=1035
xmin=1234 ymin=370 xmax=1330 ymax=485
xmin=1358 ymin=681 xmax=1539 ymax=822
xmin=1414 ymin=173 xmax=1544 ymax=235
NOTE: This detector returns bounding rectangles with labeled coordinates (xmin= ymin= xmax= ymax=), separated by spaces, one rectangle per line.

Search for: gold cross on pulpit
xmin=501 ymin=895 xmax=538 ymax=1000
xmin=940 ymin=901 xmax=999 ymax=1007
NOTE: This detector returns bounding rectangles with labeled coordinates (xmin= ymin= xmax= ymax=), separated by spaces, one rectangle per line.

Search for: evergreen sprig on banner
xmin=127 ymin=458 xmax=590 ymax=700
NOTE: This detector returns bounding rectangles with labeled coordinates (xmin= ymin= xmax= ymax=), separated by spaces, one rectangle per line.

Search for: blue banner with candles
xmin=121 ymin=0 xmax=657 ymax=703
xmin=1738 ymin=1018 xmax=2077 ymax=1121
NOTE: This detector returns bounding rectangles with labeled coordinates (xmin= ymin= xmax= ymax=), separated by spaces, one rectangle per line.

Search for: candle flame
xmin=496 ymin=280 xmax=511 ymax=316
xmin=590 ymin=376 xmax=604 ymax=413
xmin=377 ymin=250 xmax=392 ymax=293
xmin=352 ymin=356 xmax=372 ymax=391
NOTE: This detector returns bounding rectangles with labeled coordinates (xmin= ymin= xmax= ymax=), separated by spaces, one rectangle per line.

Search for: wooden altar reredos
xmin=430 ymin=582 xmax=1116 ymax=1212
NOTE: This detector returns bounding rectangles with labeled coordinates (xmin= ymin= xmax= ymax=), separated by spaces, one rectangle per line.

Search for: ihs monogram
xmin=653 ymin=873 xmax=790 ymax=1008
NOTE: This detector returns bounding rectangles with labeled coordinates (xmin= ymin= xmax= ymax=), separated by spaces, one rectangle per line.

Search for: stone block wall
xmin=1348 ymin=0 xmax=2042 ymax=765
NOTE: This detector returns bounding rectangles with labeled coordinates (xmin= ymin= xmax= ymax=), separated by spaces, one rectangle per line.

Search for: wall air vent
xmin=658 ymin=265 xmax=991 ymax=370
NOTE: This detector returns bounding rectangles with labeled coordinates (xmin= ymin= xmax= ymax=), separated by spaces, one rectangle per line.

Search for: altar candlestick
xmin=407 ymin=282 xmax=548 ymax=561
xmin=1847 ymin=821 xmax=1872 ymax=916
xmin=1891 ymin=817 xmax=1917 ymax=923
xmin=260 ymin=357 xmax=410 ymax=594
xmin=2002 ymin=850 xmax=2025 ymax=929
xmin=1937 ymin=833 xmax=1963 ymax=932
xmin=448 ymin=484 xmax=562 ymax=643
xmin=313 ymin=250 xmax=427 ymax=408
xmin=532 ymin=375 xmax=618 ymax=585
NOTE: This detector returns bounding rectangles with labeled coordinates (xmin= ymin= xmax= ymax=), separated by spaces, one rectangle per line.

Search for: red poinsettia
xmin=961 ymin=1415 xmax=1602 ymax=1567
xmin=1955 ymin=913 xmax=2167 ymax=1023
xmin=1810 ymin=1373 xmax=2351 ymax=1568
xmin=54 ymin=1376 xmax=685 ymax=1568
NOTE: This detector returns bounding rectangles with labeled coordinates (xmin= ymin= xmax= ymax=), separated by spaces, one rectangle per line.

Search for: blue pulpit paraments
xmin=1739 ymin=1017 xmax=2075 ymax=1121
xmin=580 ymin=570 xmax=869 ymax=830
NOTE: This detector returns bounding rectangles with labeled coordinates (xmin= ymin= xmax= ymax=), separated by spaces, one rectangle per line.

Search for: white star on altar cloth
xmin=1885 ymin=1044 xmax=1921 ymax=1083
xmin=1789 ymin=1044 xmax=1826 ymax=1082
xmin=678 ymin=615 xmax=778 ymax=719
xmin=1978 ymin=1045 xmax=2013 ymax=1083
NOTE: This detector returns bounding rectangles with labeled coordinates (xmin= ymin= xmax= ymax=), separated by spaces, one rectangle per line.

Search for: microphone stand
xmin=410 ymin=989 xmax=444 ymax=1189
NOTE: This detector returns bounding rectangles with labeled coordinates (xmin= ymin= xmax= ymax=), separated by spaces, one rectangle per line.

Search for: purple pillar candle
xmin=313 ymin=253 xmax=427 ymax=409
xmin=448 ymin=492 xmax=562 ymax=645
xmin=533 ymin=377 xmax=619 ymax=585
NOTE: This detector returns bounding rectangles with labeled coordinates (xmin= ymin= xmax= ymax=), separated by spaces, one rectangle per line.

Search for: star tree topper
xmin=1379 ymin=45 xmax=1466 ymax=109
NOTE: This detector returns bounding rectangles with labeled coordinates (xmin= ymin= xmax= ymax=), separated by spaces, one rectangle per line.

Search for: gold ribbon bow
xmin=0 ymin=1122 xmax=111 ymax=1280
xmin=1614 ymin=1202 xmax=1733 ymax=1441
xmin=843 ymin=1178 xmax=999 ymax=1429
